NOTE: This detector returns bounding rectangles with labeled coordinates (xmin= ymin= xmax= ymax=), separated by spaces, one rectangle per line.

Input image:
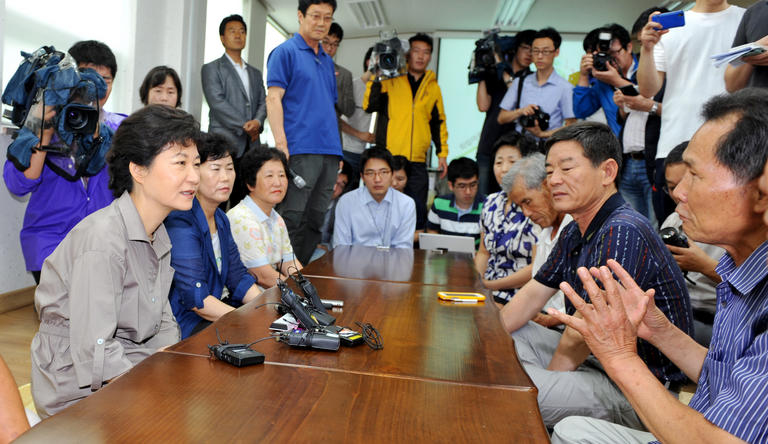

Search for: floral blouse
xmin=480 ymin=191 xmax=537 ymax=303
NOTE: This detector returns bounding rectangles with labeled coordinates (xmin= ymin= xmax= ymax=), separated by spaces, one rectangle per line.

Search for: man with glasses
xmin=333 ymin=147 xmax=416 ymax=248
xmin=498 ymin=27 xmax=576 ymax=141
xmin=266 ymin=0 xmax=342 ymax=264
xmin=426 ymin=157 xmax=485 ymax=245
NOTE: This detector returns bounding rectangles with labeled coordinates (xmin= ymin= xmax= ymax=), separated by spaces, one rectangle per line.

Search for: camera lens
xmin=379 ymin=53 xmax=396 ymax=70
xmin=65 ymin=108 xmax=88 ymax=131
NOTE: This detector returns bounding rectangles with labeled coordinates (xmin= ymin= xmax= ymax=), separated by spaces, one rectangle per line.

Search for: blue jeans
xmin=619 ymin=157 xmax=655 ymax=225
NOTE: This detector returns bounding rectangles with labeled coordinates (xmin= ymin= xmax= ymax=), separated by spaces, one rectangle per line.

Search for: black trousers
xmin=404 ymin=162 xmax=428 ymax=230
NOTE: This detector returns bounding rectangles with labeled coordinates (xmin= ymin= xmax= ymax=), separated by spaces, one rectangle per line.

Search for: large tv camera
xmin=467 ymin=29 xmax=514 ymax=84
xmin=1 ymin=46 xmax=110 ymax=180
xmin=369 ymin=30 xmax=406 ymax=80
xmin=592 ymin=31 xmax=615 ymax=72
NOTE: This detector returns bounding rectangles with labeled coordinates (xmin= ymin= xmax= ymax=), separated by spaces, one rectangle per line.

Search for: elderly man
xmin=549 ymin=88 xmax=768 ymax=443
xmin=497 ymin=122 xmax=692 ymax=428
xmin=501 ymin=152 xmax=572 ymax=327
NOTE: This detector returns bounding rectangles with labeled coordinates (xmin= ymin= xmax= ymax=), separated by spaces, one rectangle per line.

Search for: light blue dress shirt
xmin=333 ymin=186 xmax=416 ymax=248
xmin=499 ymin=70 xmax=574 ymax=135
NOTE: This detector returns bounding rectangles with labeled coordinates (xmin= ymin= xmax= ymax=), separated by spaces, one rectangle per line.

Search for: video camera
xmin=370 ymin=30 xmax=406 ymax=80
xmin=1 ymin=46 xmax=110 ymax=180
xmin=467 ymin=28 xmax=514 ymax=84
xmin=592 ymin=31 xmax=615 ymax=72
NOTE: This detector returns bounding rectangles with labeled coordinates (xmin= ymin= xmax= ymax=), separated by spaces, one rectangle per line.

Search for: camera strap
xmin=514 ymin=70 xmax=530 ymax=111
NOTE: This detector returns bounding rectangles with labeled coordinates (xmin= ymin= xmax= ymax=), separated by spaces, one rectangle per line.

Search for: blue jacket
xmin=166 ymin=199 xmax=256 ymax=338
xmin=572 ymin=55 xmax=638 ymax=136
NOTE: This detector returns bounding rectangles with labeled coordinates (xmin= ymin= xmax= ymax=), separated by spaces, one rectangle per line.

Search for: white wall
xmin=0 ymin=0 xmax=275 ymax=294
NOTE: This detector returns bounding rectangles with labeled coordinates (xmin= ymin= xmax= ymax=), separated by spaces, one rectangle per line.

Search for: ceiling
xmin=262 ymin=0 xmax=759 ymax=39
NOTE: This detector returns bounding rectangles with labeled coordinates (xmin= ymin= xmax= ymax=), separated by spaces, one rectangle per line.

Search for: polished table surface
xmin=19 ymin=249 xmax=549 ymax=443
xmin=17 ymin=352 xmax=547 ymax=443
xmin=301 ymin=245 xmax=483 ymax=287
xmin=168 ymin=278 xmax=534 ymax=388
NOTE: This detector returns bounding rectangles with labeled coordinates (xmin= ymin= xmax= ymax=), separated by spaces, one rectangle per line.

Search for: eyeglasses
xmin=306 ymin=13 xmax=333 ymax=23
xmin=608 ymin=47 xmax=625 ymax=58
xmin=322 ymin=40 xmax=340 ymax=49
xmin=454 ymin=181 xmax=478 ymax=191
xmin=363 ymin=169 xmax=392 ymax=178
xmin=531 ymin=48 xmax=555 ymax=56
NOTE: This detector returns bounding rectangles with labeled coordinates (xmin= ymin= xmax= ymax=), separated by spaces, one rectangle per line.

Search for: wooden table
xmin=17 ymin=352 xmax=546 ymax=443
xmin=302 ymin=245 xmax=483 ymax=287
xmin=168 ymin=278 xmax=533 ymax=388
xmin=19 ymin=249 xmax=549 ymax=443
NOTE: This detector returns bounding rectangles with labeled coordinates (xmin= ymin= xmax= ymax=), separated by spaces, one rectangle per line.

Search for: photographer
xmin=3 ymin=42 xmax=122 ymax=284
xmin=497 ymin=28 xmax=575 ymax=141
xmin=476 ymin=29 xmax=535 ymax=195
xmin=573 ymin=24 xmax=636 ymax=136
xmin=364 ymin=32 xmax=449 ymax=232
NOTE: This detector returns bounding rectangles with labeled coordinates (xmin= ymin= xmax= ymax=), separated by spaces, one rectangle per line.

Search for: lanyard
xmin=366 ymin=199 xmax=392 ymax=247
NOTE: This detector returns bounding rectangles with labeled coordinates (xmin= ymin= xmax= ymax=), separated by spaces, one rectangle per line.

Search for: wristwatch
xmin=649 ymin=101 xmax=659 ymax=116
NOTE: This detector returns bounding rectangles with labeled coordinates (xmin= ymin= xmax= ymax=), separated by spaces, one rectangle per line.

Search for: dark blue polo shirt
xmin=266 ymin=33 xmax=342 ymax=156
xmin=535 ymin=193 xmax=693 ymax=384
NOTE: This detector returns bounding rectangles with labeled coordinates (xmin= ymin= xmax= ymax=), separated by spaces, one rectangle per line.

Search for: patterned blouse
xmin=480 ymin=191 xmax=537 ymax=303
xmin=227 ymin=196 xmax=296 ymax=268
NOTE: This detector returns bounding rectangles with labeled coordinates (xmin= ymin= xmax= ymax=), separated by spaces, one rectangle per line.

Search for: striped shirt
xmin=684 ymin=240 xmax=768 ymax=442
xmin=426 ymin=193 xmax=485 ymax=244
xmin=535 ymin=193 xmax=693 ymax=383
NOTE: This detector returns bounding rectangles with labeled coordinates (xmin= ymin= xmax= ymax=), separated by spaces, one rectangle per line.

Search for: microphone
xmin=279 ymin=329 xmax=340 ymax=351
xmin=277 ymin=279 xmax=320 ymax=329
xmin=288 ymin=168 xmax=306 ymax=189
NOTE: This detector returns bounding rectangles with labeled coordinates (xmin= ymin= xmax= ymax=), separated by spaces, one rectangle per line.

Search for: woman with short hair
xmin=30 ymin=105 xmax=200 ymax=418
xmin=166 ymin=133 xmax=263 ymax=339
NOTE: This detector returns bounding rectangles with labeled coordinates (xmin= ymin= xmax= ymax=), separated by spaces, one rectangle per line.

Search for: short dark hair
xmin=391 ymin=155 xmax=409 ymax=175
xmin=219 ymin=14 xmax=246 ymax=36
xmin=664 ymin=141 xmax=689 ymax=167
xmin=328 ymin=22 xmax=344 ymax=41
xmin=701 ymin=88 xmax=768 ymax=184
xmin=583 ymin=28 xmax=603 ymax=53
xmin=606 ymin=23 xmax=631 ymax=49
xmin=491 ymin=131 xmax=537 ymax=160
xmin=364 ymin=46 xmax=374 ymax=72
xmin=544 ymin=122 xmax=622 ymax=180
xmin=107 ymin=105 xmax=201 ymax=198
xmin=240 ymin=147 xmax=289 ymax=189
xmin=409 ymin=33 xmax=434 ymax=52
xmin=68 ymin=40 xmax=118 ymax=79
xmin=139 ymin=66 xmax=182 ymax=107
xmin=632 ymin=7 xmax=669 ymax=37
xmin=447 ymin=157 xmax=479 ymax=183
xmin=512 ymin=29 xmax=537 ymax=53
xmin=361 ymin=146 xmax=394 ymax=172
xmin=198 ymin=132 xmax=236 ymax=164
xmin=298 ymin=0 xmax=337 ymax=14
xmin=534 ymin=27 xmax=562 ymax=50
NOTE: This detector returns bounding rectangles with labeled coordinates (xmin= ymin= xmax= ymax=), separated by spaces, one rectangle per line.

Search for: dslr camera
xmin=370 ymin=30 xmax=406 ymax=79
xmin=592 ymin=31 xmax=614 ymax=72
xmin=519 ymin=108 xmax=550 ymax=131
xmin=659 ymin=227 xmax=689 ymax=248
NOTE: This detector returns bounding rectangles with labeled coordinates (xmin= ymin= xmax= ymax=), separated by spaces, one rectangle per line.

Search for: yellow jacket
xmin=363 ymin=70 xmax=449 ymax=163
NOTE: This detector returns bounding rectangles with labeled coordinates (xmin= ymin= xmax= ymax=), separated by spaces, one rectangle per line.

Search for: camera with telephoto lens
xmin=519 ymin=108 xmax=550 ymax=131
xmin=370 ymin=30 xmax=406 ymax=79
xmin=659 ymin=227 xmax=689 ymax=248
xmin=592 ymin=31 xmax=614 ymax=72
